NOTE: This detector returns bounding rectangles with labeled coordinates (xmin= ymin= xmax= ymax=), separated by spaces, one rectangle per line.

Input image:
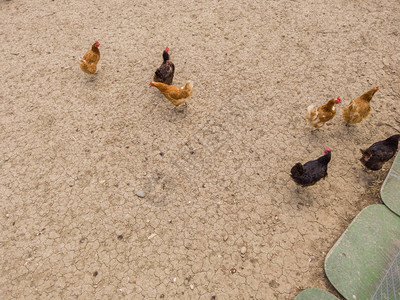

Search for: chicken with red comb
xmin=78 ymin=41 xmax=100 ymax=74
xmin=343 ymin=86 xmax=379 ymax=124
xmin=290 ymin=148 xmax=332 ymax=186
xmin=150 ymin=80 xmax=193 ymax=106
xmin=306 ymin=97 xmax=341 ymax=129
xmin=153 ymin=46 xmax=175 ymax=85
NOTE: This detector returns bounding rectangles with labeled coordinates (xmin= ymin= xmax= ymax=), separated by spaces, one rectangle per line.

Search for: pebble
xmin=136 ymin=190 xmax=145 ymax=198
xmin=148 ymin=233 xmax=157 ymax=240
xmin=240 ymin=247 xmax=247 ymax=255
xmin=190 ymin=284 xmax=194 ymax=290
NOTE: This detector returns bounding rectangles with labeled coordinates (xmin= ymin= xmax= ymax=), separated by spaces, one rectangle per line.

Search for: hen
xmin=78 ymin=41 xmax=100 ymax=74
xmin=342 ymin=86 xmax=379 ymax=124
xmin=290 ymin=148 xmax=331 ymax=186
xmin=360 ymin=134 xmax=400 ymax=170
xmin=306 ymin=97 xmax=341 ymax=128
xmin=150 ymin=81 xmax=193 ymax=106
xmin=153 ymin=47 xmax=175 ymax=85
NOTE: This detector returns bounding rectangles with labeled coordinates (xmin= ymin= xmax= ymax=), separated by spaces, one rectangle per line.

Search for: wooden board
xmin=324 ymin=205 xmax=400 ymax=299
xmin=381 ymin=151 xmax=400 ymax=216
xmin=294 ymin=288 xmax=339 ymax=300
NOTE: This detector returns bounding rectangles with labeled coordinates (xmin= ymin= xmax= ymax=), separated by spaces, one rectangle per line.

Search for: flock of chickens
xmin=78 ymin=42 xmax=400 ymax=189
xmin=292 ymin=84 xmax=399 ymax=186
xmin=79 ymin=43 xmax=193 ymax=106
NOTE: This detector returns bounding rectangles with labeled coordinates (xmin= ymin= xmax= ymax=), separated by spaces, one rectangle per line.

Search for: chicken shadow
xmin=289 ymin=185 xmax=315 ymax=207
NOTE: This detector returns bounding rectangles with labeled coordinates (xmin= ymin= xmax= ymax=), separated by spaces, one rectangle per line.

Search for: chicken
xmin=290 ymin=148 xmax=331 ymax=186
xmin=305 ymin=97 xmax=341 ymax=128
xmin=78 ymin=41 xmax=100 ymax=74
xmin=153 ymin=47 xmax=175 ymax=85
xmin=150 ymin=81 xmax=193 ymax=106
xmin=342 ymin=86 xmax=379 ymax=124
xmin=360 ymin=134 xmax=400 ymax=170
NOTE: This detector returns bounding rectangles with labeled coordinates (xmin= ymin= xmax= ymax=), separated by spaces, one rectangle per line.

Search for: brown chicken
xmin=78 ymin=41 xmax=100 ymax=74
xmin=342 ymin=86 xmax=379 ymax=124
xmin=153 ymin=47 xmax=175 ymax=85
xmin=150 ymin=81 xmax=193 ymax=106
xmin=305 ymin=97 xmax=341 ymax=128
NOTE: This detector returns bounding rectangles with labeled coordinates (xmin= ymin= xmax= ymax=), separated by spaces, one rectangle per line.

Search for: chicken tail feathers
xmin=307 ymin=104 xmax=317 ymax=115
xmin=305 ymin=105 xmax=318 ymax=122
xmin=79 ymin=61 xmax=96 ymax=74
xmin=185 ymin=80 xmax=193 ymax=89
xmin=290 ymin=163 xmax=304 ymax=178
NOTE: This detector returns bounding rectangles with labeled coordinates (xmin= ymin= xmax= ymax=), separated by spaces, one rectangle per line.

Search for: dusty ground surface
xmin=1 ymin=0 xmax=400 ymax=299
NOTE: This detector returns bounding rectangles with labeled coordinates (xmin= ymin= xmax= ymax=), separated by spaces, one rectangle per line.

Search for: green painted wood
xmin=294 ymin=288 xmax=339 ymax=300
xmin=324 ymin=204 xmax=400 ymax=300
xmin=381 ymin=151 xmax=400 ymax=217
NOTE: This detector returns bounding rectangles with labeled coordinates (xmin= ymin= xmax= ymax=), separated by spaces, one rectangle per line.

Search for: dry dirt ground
xmin=1 ymin=0 xmax=400 ymax=299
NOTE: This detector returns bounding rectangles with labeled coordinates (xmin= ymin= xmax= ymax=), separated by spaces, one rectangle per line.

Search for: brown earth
xmin=1 ymin=0 xmax=400 ymax=299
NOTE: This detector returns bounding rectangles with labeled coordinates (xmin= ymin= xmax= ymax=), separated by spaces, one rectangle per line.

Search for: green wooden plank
xmin=381 ymin=151 xmax=400 ymax=216
xmin=294 ymin=288 xmax=339 ymax=300
xmin=324 ymin=205 xmax=400 ymax=299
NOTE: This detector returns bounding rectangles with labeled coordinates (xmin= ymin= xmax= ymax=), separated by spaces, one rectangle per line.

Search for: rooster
xmin=342 ymin=86 xmax=379 ymax=124
xmin=78 ymin=41 xmax=100 ymax=74
xmin=305 ymin=97 xmax=341 ymax=128
xmin=150 ymin=81 xmax=193 ymax=106
xmin=153 ymin=47 xmax=175 ymax=85
xmin=290 ymin=148 xmax=332 ymax=186
xmin=360 ymin=134 xmax=400 ymax=170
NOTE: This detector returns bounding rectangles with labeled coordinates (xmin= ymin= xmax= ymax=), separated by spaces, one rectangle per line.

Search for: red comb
xmin=165 ymin=46 xmax=169 ymax=53
xmin=376 ymin=86 xmax=379 ymax=89
xmin=149 ymin=81 xmax=153 ymax=85
xmin=337 ymin=97 xmax=341 ymax=101
xmin=325 ymin=147 xmax=331 ymax=152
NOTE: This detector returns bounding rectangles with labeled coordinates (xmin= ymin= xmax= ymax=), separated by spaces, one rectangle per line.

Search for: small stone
xmin=93 ymin=271 xmax=98 ymax=277
xmin=136 ymin=190 xmax=145 ymax=198
xmin=190 ymin=284 xmax=194 ymax=290
xmin=117 ymin=235 xmax=123 ymax=240
xmin=173 ymin=277 xmax=177 ymax=283
xmin=240 ymin=247 xmax=247 ymax=255
xmin=148 ymin=233 xmax=157 ymax=240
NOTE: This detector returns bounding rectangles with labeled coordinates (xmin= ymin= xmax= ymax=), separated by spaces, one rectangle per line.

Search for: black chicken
xmin=153 ymin=46 xmax=175 ymax=85
xmin=360 ymin=134 xmax=400 ymax=170
xmin=290 ymin=148 xmax=331 ymax=186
